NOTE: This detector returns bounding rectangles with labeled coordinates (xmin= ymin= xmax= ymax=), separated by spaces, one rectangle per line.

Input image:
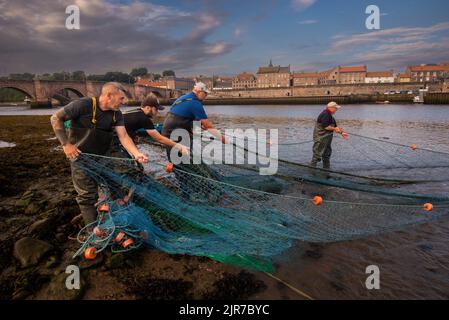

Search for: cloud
xmin=325 ymin=22 xmax=449 ymax=70
xmin=298 ymin=19 xmax=318 ymax=25
xmin=0 ymin=0 xmax=237 ymax=74
xmin=234 ymin=27 xmax=242 ymax=37
xmin=291 ymin=0 xmax=317 ymax=11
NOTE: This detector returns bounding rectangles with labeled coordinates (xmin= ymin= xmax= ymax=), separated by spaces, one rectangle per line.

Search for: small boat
xmin=376 ymin=101 xmax=390 ymax=104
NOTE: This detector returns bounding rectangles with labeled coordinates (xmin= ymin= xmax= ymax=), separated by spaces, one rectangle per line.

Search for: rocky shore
xmin=0 ymin=116 xmax=266 ymax=300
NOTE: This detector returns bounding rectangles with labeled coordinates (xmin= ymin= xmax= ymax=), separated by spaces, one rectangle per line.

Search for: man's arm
xmin=201 ymin=119 xmax=228 ymax=144
xmin=115 ymin=126 xmax=148 ymax=163
xmin=147 ymin=130 xmax=189 ymax=155
xmin=324 ymin=125 xmax=342 ymax=133
xmin=50 ymin=108 xmax=80 ymax=159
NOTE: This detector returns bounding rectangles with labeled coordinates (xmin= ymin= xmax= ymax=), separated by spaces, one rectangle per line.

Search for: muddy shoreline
xmin=0 ymin=116 xmax=267 ymax=300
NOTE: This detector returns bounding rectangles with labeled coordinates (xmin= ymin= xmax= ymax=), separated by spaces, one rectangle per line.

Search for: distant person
xmin=50 ymin=82 xmax=148 ymax=225
xmin=122 ymin=94 xmax=189 ymax=156
xmin=311 ymin=101 xmax=347 ymax=169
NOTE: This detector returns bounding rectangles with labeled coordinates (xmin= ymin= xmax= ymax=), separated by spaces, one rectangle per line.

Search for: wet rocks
xmin=13 ymin=237 xmax=53 ymax=268
xmin=28 ymin=218 xmax=53 ymax=236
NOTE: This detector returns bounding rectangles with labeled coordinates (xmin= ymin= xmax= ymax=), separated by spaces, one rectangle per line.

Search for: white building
xmin=365 ymin=71 xmax=395 ymax=84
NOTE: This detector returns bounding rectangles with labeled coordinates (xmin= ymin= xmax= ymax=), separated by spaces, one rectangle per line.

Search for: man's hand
xmin=133 ymin=152 xmax=149 ymax=163
xmin=63 ymin=143 xmax=81 ymax=160
xmin=334 ymin=127 xmax=343 ymax=134
xmin=175 ymin=143 xmax=190 ymax=156
xmin=221 ymin=135 xmax=230 ymax=144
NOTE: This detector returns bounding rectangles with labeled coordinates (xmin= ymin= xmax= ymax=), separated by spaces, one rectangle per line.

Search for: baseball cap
xmin=327 ymin=101 xmax=341 ymax=109
xmin=141 ymin=95 xmax=164 ymax=110
xmin=193 ymin=82 xmax=211 ymax=94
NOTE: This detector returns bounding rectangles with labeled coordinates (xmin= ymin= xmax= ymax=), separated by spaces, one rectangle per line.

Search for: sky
xmin=1 ymin=0 xmax=449 ymax=76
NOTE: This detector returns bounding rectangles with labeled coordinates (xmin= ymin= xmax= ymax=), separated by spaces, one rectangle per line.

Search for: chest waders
xmin=162 ymin=98 xmax=219 ymax=199
xmin=311 ymin=122 xmax=334 ymax=169
xmin=68 ymin=97 xmax=117 ymax=156
xmin=68 ymin=97 xmax=117 ymax=225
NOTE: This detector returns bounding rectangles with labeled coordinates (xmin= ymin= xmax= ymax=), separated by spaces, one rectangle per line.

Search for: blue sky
xmin=1 ymin=0 xmax=449 ymax=76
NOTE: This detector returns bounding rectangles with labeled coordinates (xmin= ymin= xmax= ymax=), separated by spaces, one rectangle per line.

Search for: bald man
xmin=50 ymin=82 xmax=148 ymax=225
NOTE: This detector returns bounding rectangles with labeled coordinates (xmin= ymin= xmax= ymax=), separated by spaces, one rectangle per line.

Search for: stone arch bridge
xmin=0 ymin=79 xmax=182 ymax=104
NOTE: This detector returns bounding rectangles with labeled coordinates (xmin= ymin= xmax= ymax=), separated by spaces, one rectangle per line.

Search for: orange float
xmin=84 ymin=247 xmax=97 ymax=260
xmin=423 ymin=203 xmax=433 ymax=212
xmin=93 ymin=226 xmax=106 ymax=238
xmin=98 ymin=204 xmax=109 ymax=212
xmin=313 ymin=196 xmax=323 ymax=206
xmin=122 ymin=238 xmax=134 ymax=248
xmin=114 ymin=232 xmax=126 ymax=243
xmin=165 ymin=162 xmax=174 ymax=173
xmin=411 ymin=144 xmax=417 ymax=151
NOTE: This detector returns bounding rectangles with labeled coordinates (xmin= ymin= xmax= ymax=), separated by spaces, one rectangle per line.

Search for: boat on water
xmin=376 ymin=101 xmax=390 ymax=104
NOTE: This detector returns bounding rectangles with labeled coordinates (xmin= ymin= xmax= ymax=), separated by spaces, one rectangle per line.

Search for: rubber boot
xmin=79 ymin=205 xmax=98 ymax=225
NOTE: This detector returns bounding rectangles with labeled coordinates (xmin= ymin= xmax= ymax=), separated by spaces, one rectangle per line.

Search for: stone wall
xmin=210 ymin=82 xmax=443 ymax=99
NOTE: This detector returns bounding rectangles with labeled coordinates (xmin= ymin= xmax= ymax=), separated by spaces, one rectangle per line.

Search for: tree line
xmin=0 ymin=68 xmax=176 ymax=83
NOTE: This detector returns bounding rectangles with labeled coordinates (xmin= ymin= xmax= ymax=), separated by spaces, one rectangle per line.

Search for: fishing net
xmin=248 ymin=132 xmax=449 ymax=184
xmin=71 ymin=136 xmax=449 ymax=271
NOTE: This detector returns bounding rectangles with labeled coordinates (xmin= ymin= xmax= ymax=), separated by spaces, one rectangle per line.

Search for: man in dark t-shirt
xmin=50 ymin=82 xmax=148 ymax=225
xmin=122 ymin=94 xmax=188 ymax=155
xmin=311 ymin=101 xmax=347 ymax=169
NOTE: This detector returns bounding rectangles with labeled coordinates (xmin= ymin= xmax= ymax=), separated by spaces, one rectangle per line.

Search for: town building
xmin=365 ymin=71 xmax=395 ymax=83
xmin=213 ymin=76 xmax=233 ymax=90
xmin=232 ymin=72 xmax=257 ymax=89
xmin=164 ymin=76 xmax=196 ymax=91
xmin=396 ymin=73 xmax=411 ymax=83
xmin=406 ymin=64 xmax=449 ymax=82
xmin=256 ymin=60 xmax=291 ymax=88
xmin=135 ymin=79 xmax=168 ymax=89
xmin=292 ymin=72 xmax=322 ymax=86
xmin=337 ymin=66 xmax=367 ymax=84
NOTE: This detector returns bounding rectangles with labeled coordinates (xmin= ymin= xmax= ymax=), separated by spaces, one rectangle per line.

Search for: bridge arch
xmin=0 ymin=85 xmax=35 ymax=100
xmin=50 ymin=87 xmax=85 ymax=105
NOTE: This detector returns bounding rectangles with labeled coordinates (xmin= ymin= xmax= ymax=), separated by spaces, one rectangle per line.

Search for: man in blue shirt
xmin=162 ymin=82 xmax=226 ymax=144
xmin=161 ymin=82 xmax=227 ymax=196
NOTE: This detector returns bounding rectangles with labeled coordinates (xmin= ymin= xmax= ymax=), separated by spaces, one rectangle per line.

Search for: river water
xmin=1 ymin=103 xmax=449 ymax=299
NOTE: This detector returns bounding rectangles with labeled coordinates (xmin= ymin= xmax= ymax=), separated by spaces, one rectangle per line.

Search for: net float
xmin=411 ymin=144 xmax=417 ymax=151
xmin=93 ymin=226 xmax=106 ymax=238
xmin=122 ymin=238 xmax=134 ymax=248
xmin=98 ymin=204 xmax=109 ymax=212
xmin=423 ymin=203 xmax=433 ymax=212
xmin=165 ymin=162 xmax=174 ymax=173
xmin=114 ymin=232 xmax=126 ymax=243
xmin=313 ymin=196 xmax=323 ymax=206
xmin=84 ymin=247 xmax=97 ymax=260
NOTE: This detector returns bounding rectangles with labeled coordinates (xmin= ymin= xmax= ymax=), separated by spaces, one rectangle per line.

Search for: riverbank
xmin=0 ymin=116 xmax=267 ymax=300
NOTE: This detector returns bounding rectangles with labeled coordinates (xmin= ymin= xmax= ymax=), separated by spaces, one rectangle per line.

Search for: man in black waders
xmin=50 ymin=82 xmax=148 ymax=225
xmin=122 ymin=94 xmax=189 ymax=155
xmin=161 ymin=82 xmax=228 ymax=196
xmin=311 ymin=101 xmax=347 ymax=169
